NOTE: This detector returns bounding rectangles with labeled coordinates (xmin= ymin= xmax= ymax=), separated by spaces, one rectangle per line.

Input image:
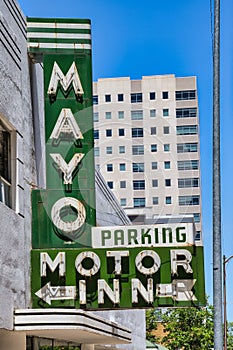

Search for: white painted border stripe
xmin=27 ymin=22 xmax=91 ymax=30
xmin=28 ymin=42 xmax=91 ymax=50
xmin=27 ymin=32 xmax=91 ymax=40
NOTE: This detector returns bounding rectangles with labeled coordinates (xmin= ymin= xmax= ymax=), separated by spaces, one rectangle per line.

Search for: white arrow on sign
xmin=156 ymin=279 xmax=197 ymax=301
xmin=35 ymin=282 xmax=76 ymax=305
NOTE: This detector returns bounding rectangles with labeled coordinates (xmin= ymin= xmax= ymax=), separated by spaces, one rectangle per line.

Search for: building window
xmin=165 ymin=179 xmax=171 ymax=186
xmin=176 ymin=90 xmax=196 ymax=100
xmin=150 ymin=109 xmax=156 ymax=118
xmin=133 ymin=197 xmax=145 ymax=208
xmin=133 ymin=180 xmax=145 ymax=190
xmin=106 ymin=146 xmax=112 ymax=154
xmin=119 ymin=163 xmax=126 ymax=171
xmin=151 ymin=144 xmax=157 ymax=152
xmin=164 ymin=144 xmax=170 ymax=152
xmin=93 ymin=95 xmax=98 ymax=104
xmin=94 ymin=130 xmax=99 ymax=139
xmin=132 ymin=145 xmax=144 ymax=155
xmin=118 ymin=111 xmax=124 ymax=119
xmin=131 ymin=93 xmax=143 ymax=103
xmin=151 ymin=127 xmax=156 ymax=135
xmin=120 ymin=198 xmax=126 ymax=206
xmin=152 ymin=179 xmax=158 ymax=187
xmin=93 ymin=112 xmax=99 ymax=122
xmin=163 ymin=126 xmax=170 ymax=134
xmin=178 ymin=178 xmax=199 ymax=188
xmin=120 ymin=180 xmax=126 ymax=188
xmin=166 ymin=196 xmax=172 ymax=204
xmin=177 ymin=160 xmax=198 ymax=170
xmin=176 ymin=125 xmax=198 ymax=135
xmin=94 ymin=147 xmax=100 ymax=157
xmin=195 ymin=231 xmax=201 ymax=240
xmin=162 ymin=91 xmax=169 ymax=99
xmin=105 ymin=112 xmax=112 ymax=119
xmin=106 ymin=129 xmax=112 ymax=137
xmin=164 ymin=161 xmax=170 ymax=169
xmin=163 ymin=109 xmax=169 ymax=117
xmin=179 ymin=195 xmax=200 ymax=206
xmin=119 ymin=146 xmax=125 ymax=154
xmin=153 ymin=197 xmax=159 ymax=205
xmin=0 ymin=119 xmax=14 ymax=208
xmin=118 ymin=93 xmax=124 ymax=102
xmin=119 ymin=128 xmax=125 ymax=136
xmin=132 ymin=128 xmax=143 ymax=138
xmin=107 ymin=164 xmax=113 ymax=172
xmin=176 ymin=108 xmax=197 ymax=118
xmin=105 ymin=94 xmax=111 ymax=102
xmin=150 ymin=92 xmax=156 ymax=100
xmin=131 ymin=110 xmax=143 ymax=120
xmin=151 ymin=162 xmax=158 ymax=170
xmin=133 ymin=163 xmax=144 ymax=172
xmin=107 ymin=181 xmax=113 ymax=189
xmin=177 ymin=143 xmax=198 ymax=153
xmin=193 ymin=213 xmax=201 ymax=222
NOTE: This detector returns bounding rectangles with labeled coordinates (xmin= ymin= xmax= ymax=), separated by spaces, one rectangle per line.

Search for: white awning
xmin=14 ymin=309 xmax=131 ymax=346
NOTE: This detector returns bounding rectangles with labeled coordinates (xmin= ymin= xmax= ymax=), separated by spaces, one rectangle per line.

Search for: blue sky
xmin=18 ymin=0 xmax=233 ymax=320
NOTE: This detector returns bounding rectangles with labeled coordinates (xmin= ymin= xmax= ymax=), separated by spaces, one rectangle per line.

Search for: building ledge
xmin=14 ymin=309 xmax=131 ymax=345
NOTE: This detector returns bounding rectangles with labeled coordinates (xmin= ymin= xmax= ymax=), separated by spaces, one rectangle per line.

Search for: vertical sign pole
xmin=213 ymin=0 xmax=222 ymax=349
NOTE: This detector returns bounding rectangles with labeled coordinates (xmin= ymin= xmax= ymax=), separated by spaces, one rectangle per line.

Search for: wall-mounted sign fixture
xmin=28 ymin=18 xmax=96 ymax=248
xmin=28 ymin=17 xmax=205 ymax=310
xmin=31 ymin=245 xmax=205 ymax=309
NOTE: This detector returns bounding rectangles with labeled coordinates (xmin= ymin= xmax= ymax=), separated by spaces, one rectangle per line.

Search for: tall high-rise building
xmin=93 ymin=75 xmax=202 ymax=239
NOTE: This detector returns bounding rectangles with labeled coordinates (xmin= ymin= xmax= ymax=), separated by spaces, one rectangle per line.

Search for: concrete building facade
xmin=93 ymin=76 xmax=202 ymax=239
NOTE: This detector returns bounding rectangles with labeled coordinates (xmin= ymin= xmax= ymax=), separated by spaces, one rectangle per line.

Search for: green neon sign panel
xmin=31 ymin=246 xmax=205 ymax=309
xmin=31 ymin=42 xmax=96 ymax=248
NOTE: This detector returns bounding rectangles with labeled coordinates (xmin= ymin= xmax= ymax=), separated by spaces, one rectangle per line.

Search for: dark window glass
xmin=131 ymin=93 xmax=143 ymax=103
xmin=120 ymin=181 xmax=126 ymax=188
xmin=106 ymin=129 xmax=112 ymax=137
xmin=0 ymin=120 xmax=11 ymax=208
xmin=93 ymin=95 xmax=98 ymax=104
xmin=107 ymin=181 xmax=113 ymax=189
xmin=118 ymin=94 xmax=124 ymax=101
xmin=133 ymin=197 xmax=145 ymax=207
xmin=176 ymin=90 xmax=196 ymax=100
xmin=162 ymin=91 xmax=168 ymax=99
xmin=176 ymin=108 xmax=197 ymax=118
xmin=133 ymin=180 xmax=145 ymax=190
xmin=177 ymin=160 xmax=198 ymax=170
xmin=177 ymin=143 xmax=198 ymax=153
xmin=132 ymin=128 xmax=143 ymax=138
xmin=107 ymin=164 xmax=113 ymax=172
xmin=105 ymin=94 xmax=111 ymax=102
xmin=150 ymin=92 xmax=156 ymax=100
xmin=132 ymin=163 xmax=144 ymax=172
xmin=94 ymin=130 xmax=99 ymax=139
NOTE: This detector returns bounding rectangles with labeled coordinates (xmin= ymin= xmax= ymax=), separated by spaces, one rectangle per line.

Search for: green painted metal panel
xmin=30 ymin=20 xmax=95 ymax=249
xmin=31 ymin=190 xmax=96 ymax=248
xmin=27 ymin=17 xmax=92 ymax=54
xmin=31 ymin=247 xmax=205 ymax=309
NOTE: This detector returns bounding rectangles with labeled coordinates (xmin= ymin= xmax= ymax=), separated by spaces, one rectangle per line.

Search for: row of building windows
xmin=94 ymin=125 xmax=198 ymax=139
xmin=107 ymin=178 xmax=199 ymax=188
xmin=94 ymin=144 xmax=198 ymax=157
xmin=95 ymin=143 xmax=198 ymax=155
xmin=93 ymin=90 xmax=196 ymax=104
xmin=123 ymin=195 xmax=200 ymax=208
xmin=93 ymin=107 xmax=197 ymax=121
xmin=102 ymin=160 xmax=198 ymax=172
